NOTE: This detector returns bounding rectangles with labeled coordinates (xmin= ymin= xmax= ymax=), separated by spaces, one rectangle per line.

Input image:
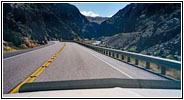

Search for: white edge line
xmin=78 ymin=45 xmax=134 ymax=79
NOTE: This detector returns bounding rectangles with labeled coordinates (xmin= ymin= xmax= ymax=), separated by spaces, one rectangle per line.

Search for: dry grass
xmin=3 ymin=43 xmax=47 ymax=54
xmin=3 ymin=45 xmax=17 ymax=54
xmin=166 ymin=68 xmax=181 ymax=80
xmin=150 ymin=63 xmax=161 ymax=73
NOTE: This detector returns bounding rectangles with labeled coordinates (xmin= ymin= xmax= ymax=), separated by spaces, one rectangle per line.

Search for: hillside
xmin=3 ymin=3 xmax=98 ymax=48
xmin=97 ymin=3 xmax=181 ymax=60
xmin=3 ymin=3 xmax=181 ymax=60
xmin=86 ymin=16 xmax=109 ymax=24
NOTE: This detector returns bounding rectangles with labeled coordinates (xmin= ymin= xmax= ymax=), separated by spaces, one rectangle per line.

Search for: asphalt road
xmin=3 ymin=41 xmax=55 ymax=59
xmin=3 ymin=41 xmax=63 ymax=94
xmin=3 ymin=41 xmax=167 ymax=94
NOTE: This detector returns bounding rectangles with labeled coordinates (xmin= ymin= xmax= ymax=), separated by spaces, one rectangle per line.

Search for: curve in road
xmin=3 ymin=42 xmax=168 ymax=94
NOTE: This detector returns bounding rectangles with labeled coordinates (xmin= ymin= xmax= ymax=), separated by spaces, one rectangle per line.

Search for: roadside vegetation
xmin=3 ymin=40 xmax=47 ymax=54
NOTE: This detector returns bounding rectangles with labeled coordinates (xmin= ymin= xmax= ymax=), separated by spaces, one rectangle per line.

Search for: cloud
xmin=81 ymin=11 xmax=99 ymax=17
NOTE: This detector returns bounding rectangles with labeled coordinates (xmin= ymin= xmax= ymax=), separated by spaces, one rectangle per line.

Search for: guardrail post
xmin=112 ymin=53 xmax=114 ymax=57
xmin=106 ymin=51 xmax=108 ymax=55
xmin=109 ymin=52 xmax=111 ymax=56
xmin=127 ymin=57 xmax=130 ymax=62
xmin=116 ymin=54 xmax=119 ymax=58
xmin=146 ymin=62 xmax=150 ymax=69
xmin=121 ymin=55 xmax=124 ymax=60
xmin=161 ymin=66 xmax=166 ymax=75
xmin=135 ymin=59 xmax=138 ymax=65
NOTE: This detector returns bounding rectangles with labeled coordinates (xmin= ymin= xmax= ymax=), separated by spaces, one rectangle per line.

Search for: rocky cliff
xmin=3 ymin=3 xmax=181 ymax=60
xmin=98 ymin=3 xmax=181 ymax=60
xmin=3 ymin=3 xmax=98 ymax=47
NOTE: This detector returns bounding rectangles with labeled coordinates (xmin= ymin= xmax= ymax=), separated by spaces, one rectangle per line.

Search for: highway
xmin=3 ymin=42 xmax=55 ymax=59
xmin=3 ymin=41 xmax=168 ymax=94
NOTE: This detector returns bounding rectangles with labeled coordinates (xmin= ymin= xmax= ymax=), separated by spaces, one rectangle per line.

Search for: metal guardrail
xmin=75 ymin=41 xmax=181 ymax=80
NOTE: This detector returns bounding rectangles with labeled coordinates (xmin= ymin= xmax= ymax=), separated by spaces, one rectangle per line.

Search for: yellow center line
xmin=9 ymin=76 xmax=31 ymax=94
xmin=9 ymin=43 xmax=66 ymax=94
xmin=29 ymin=67 xmax=46 ymax=83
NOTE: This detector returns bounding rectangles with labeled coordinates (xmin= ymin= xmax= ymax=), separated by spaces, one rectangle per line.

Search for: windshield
xmin=2 ymin=2 xmax=181 ymax=98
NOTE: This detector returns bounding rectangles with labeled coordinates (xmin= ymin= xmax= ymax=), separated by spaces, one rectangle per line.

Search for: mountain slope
xmin=86 ymin=16 xmax=109 ymax=24
xmin=3 ymin=3 xmax=98 ymax=47
xmin=98 ymin=3 xmax=181 ymax=60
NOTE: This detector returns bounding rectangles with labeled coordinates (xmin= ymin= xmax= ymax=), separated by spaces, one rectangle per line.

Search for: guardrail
xmin=75 ymin=41 xmax=181 ymax=80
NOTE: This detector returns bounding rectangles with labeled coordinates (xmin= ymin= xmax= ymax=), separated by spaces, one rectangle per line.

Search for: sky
xmin=70 ymin=3 xmax=130 ymax=17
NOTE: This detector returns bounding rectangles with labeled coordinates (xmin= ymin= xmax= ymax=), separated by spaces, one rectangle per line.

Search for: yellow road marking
xmin=29 ymin=61 xmax=52 ymax=82
xmin=29 ymin=67 xmax=46 ymax=83
xmin=9 ymin=43 xmax=66 ymax=94
xmin=9 ymin=76 xmax=31 ymax=94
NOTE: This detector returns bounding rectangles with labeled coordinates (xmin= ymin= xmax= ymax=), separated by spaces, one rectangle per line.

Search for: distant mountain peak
xmin=86 ymin=16 xmax=109 ymax=24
